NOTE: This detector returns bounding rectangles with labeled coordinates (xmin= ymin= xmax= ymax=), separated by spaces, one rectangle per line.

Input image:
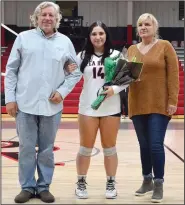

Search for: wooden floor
xmin=2 ymin=116 xmax=184 ymax=204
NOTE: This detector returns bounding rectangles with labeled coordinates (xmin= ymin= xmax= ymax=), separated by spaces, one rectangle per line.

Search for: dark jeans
xmin=131 ymin=114 xmax=171 ymax=180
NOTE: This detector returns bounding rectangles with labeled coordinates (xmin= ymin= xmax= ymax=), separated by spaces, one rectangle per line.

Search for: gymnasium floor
xmin=1 ymin=115 xmax=184 ymax=204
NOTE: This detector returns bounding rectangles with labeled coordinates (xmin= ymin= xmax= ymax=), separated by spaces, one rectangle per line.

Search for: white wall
xmin=1 ymin=1 xmax=5 ymax=23
xmin=4 ymin=1 xmax=128 ymax=27
xmin=78 ymin=1 xmax=184 ymax=27
xmin=4 ymin=1 xmax=17 ymax=25
xmin=3 ymin=1 xmax=184 ymax=27
xmin=133 ymin=1 xmax=184 ymax=27
xmin=4 ymin=1 xmax=42 ymax=26
xmin=78 ymin=1 xmax=128 ymax=27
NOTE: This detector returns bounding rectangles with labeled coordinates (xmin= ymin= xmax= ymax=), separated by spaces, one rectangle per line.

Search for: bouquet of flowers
xmin=91 ymin=52 xmax=143 ymax=110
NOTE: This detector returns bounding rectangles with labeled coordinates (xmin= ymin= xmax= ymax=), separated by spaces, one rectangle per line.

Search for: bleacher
xmin=176 ymin=47 xmax=184 ymax=68
xmin=1 ymin=47 xmax=7 ymax=56
xmin=175 ymin=46 xmax=184 ymax=116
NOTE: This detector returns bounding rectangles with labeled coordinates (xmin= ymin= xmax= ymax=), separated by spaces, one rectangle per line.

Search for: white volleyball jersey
xmin=78 ymin=50 xmax=127 ymax=117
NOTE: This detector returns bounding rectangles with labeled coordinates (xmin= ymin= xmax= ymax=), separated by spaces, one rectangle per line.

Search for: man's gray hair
xmin=30 ymin=1 xmax=62 ymax=29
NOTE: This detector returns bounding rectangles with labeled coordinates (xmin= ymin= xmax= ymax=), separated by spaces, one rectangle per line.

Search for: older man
xmin=5 ymin=1 xmax=81 ymax=203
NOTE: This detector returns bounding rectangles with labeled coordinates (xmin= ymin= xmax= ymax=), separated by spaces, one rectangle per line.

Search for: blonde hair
xmin=30 ymin=1 xmax=62 ymax=29
xmin=136 ymin=13 xmax=159 ymax=39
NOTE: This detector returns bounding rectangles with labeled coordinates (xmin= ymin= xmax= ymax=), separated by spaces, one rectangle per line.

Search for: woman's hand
xmin=102 ymin=86 xmax=114 ymax=98
xmin=167 ymin=104 xmax=177 ymax=115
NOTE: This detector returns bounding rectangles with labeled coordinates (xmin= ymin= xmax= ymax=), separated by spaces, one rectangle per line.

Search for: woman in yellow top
xmin=127 ymin=13 xmax=179 ymax=203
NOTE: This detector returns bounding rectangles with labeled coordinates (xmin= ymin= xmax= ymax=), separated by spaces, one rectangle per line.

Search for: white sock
xmin=107 ymin=176 xmax=115 ymax=181
xmin=78 ymin=175 xmax=87 ymax=181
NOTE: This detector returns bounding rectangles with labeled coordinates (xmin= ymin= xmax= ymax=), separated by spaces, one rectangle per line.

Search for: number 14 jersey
xmin=78 ymin=50 xmax=125 ymax=117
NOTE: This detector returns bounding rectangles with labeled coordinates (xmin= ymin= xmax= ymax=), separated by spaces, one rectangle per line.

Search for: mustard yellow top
xmin=127 ymin=40 xmax=179 ymax=118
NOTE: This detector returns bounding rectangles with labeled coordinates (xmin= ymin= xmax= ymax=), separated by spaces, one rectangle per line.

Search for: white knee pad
xmin=79 ymin=146 xmax=93 ymax=157
xmin=103 ymin=146 xmax=117 ymax=156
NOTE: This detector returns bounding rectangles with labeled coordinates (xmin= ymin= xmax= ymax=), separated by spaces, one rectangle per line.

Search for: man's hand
xmin=49 ymin=91 xmax=63 ymax=104
xmin=6 ymin=102 xmax=18 ymax=117
xmin=66 ymin=63 xmax=77 ymax=73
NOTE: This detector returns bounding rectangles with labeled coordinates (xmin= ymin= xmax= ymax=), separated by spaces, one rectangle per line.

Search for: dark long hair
xmin=80 ymin=21 xmax=114 ymax=73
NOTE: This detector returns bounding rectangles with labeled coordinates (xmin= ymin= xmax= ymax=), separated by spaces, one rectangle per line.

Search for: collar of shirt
xmin=36 ymin=27 xmax=58 ymax=39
